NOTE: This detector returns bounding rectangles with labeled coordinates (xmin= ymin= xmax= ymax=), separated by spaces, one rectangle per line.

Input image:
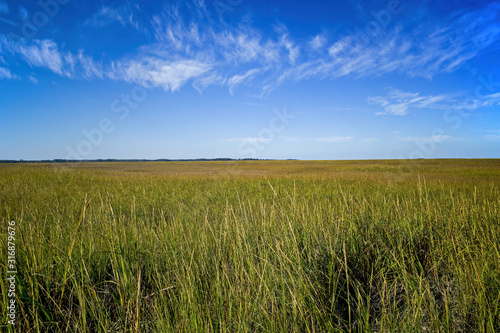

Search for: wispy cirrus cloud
xmin=150 ymin=6 xmax=205 ymax=51
xmin=0 ymin=66 xmax=16 ymax=79
xmin=15 ymin=39 xmax=65 ymax=76
xmin=279 ymin=32 xmax=299 ymax=64
xmin=474 ymin=92 xmax=500 ymax=108
xmin=111 ymin=57 xmax=211 ymax=92
xmin=84 ymin=4 xmax=146 ymax=33
xmin=1 ymin=37 xmax=104 ymax=79
xmin=369 ymin=89 xmax=500 ymax=116
xmin=74 ymin=51 xmax=104 ymax=79
xmin=278 ymin=4 xmax=500 ymax=83
xmin=309 ymin=34 xmax=327 ymax=50
xmin=192 ymin=72 xmax=224 ymax=93
xmin=0 ymin=32 xmax=211 ymax=90
xmin=368 ymin=88 xmax=451 ymax=115
xmin=1 ymin=0 xmax=499 ymax=97
xmin=227 ymin=68 xmax=261 ymax=94
xmin=213 ymin=29 xmax=282 ymax=65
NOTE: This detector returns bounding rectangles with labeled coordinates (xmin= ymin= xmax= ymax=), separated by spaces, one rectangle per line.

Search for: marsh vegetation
xmin=1 ymin=159 xmax=499 ymax=332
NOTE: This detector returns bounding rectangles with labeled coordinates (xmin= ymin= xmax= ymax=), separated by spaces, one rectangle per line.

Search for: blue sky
xmin=0 ymin=0 xmax=499 ymax=160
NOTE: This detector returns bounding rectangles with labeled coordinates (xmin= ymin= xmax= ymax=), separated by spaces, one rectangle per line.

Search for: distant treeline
xmin=0 ymin=158 xmax=297 ymax=164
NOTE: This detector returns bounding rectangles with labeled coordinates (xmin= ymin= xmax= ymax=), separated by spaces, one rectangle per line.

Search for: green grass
xmin=1 ymin=159 xmax=499 ymax=332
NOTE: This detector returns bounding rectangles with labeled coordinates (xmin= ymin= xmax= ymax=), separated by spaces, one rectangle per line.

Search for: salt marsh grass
xmin=1 ymin=159 xmax=499 ymax=332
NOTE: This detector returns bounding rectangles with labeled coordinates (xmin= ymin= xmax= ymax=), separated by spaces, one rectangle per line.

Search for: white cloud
xmin=0 ymin=1 xmax=499 ymax=97
xmin=280 ymin=34 xmax=299 ymax=63
xmin=0 ymin=66 xmax=16 ymax=79
xmin=3 ymin=38 xmax=104 ymax=80
xmin=227 ymin=68 xmax=261 ymax=94
xmin=16 ymin=40 xmax=65 ymax=76
xmin=278 ymin=5 xmax=500 ymax=83
xmin=28 ymin=75 xmax=38 ymax=83
xmin=477 ymin=92 xmax=500 ymax=108
xmin=85 ymin=5 xmax=144 ymax=33
xmin=309 ymin=34 xmax=326 ymax=50
xmin=214 ymin=30 xmax=281 ymax=65
xmin=368 ymin=89 xmax=451 ymax=115
xmin=113 ymin=58 xmax=211 ymax=91
xmin=370 ymin=89 xmax=500 ymax=116
xmin=363 ymin=137 xmax=379 ymax=142
xmin=151 ymin=14 xmax=204 ymax=53
xmin=316 ymin=136 xmax=354 ymax=143
xmin=192 ymin=72 xmax=224 ymax=93
xmin=75 ymin=51 xmax=104 ymax=79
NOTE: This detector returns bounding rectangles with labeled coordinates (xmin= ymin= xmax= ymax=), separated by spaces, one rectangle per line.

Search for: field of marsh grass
xmin=1 ymin=159 xmax=499 ymax=332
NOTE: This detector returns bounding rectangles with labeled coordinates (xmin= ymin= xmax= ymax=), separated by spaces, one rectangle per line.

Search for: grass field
xmin=1 ymin=159 xmax=499 ymax=332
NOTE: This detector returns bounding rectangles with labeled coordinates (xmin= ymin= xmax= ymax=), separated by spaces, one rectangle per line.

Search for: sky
xmin=0 ymin=0 xmax=499 ymax=160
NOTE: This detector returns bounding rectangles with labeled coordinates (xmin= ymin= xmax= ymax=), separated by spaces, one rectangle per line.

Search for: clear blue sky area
xmin=0 ymin=0 xmax=499 ymax=160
